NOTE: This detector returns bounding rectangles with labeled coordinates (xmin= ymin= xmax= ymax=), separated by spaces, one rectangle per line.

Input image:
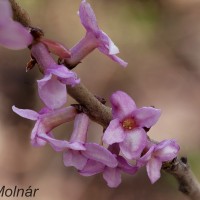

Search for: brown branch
xmin=9 ymin=0 xmax=31 ymax=27
xmin=67 ymin=84 xmax=112 ymax=127
xmin=164 ymin=157 xmax=200 ymax=200
xmin=9 ymin=1 xmax=200 ymax=199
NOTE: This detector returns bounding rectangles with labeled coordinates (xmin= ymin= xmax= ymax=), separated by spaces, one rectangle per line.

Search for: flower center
xmin=122 ymin=118 xmax=136 ymax=130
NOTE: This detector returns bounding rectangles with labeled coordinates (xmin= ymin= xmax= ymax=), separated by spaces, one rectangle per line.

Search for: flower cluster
xmin=0 ymin=0 xmax=180 ymax=188
xmin=12 ymin=91 xmax=179 ymax=187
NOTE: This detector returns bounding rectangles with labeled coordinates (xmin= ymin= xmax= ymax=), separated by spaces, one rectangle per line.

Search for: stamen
xmin=122 ymin=118 xmax=136 ymax=130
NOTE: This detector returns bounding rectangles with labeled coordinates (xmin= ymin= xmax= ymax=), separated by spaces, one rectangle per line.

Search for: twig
xmin=9 ymin=0 xmax=31 ymax=27
xmin=164 ymin=157 xmax=200 ymax=199
xmin=9 ymin=1 xmax=200 ymax=199
xmin=67 ymin=84 xmax=112 ymax=127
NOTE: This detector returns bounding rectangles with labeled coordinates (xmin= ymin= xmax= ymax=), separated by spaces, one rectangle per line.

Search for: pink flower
xmin=103 ymin=91 xmax=161 ymax=160
xmin=137 ymin=140 xmax=180 ymax=184
xmin=39 ymin=113 xmax=118 ymax=171
xmin=0 ymin=0 xmax=32 ymax=49
xmin=31 ymin=43 xmax=80 ymax=109
xmin=12 ymin=105 xmax=77 ymax=146
xmin=64 ymin=0 xmax=127 ymax=68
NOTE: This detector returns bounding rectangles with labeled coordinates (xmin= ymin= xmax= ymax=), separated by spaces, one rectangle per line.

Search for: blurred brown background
xmin=0 ymin=0 xmax=200 ymax=199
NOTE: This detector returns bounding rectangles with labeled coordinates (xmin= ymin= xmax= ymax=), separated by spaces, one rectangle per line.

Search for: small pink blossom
xmin=31 ymin=43 xmax=80 ymax=109
xmin=12 ymin=105 xmax=77 ymax=147
xmin=103 ymin=91 xmax=161 ymax=160
xmin=137 ymin=140 xmax=180 ymax=183
xmin=0 ymin=0 xmax=33 ymax=49
xmin=64 ymin=0 xmax=127 ymax=68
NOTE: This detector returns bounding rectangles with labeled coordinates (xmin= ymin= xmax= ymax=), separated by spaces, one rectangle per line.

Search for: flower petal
xmin=37 ymin=74 xmax=67 ymax=109
xmin=47 ymin=66 xmax=80 ymax=87
xmin=110 ymin=91 xmax=136 ymax=120
xmin=108 ymin=54 xmax=128 ymax=68
xmin=103 ymin=167 xmax=121 ymax=188
xmin=30 ymin=121 xmax=41 ymax=141
xmin=0 ymin=22 xmax=32 ymax=50
xmin=12 ymin=105 xmax=39 ymax=120
xmin=63 ymin=150 xmax=87 ymax=170
xmin=0 ymin=0 xmax=12 ymax=25
xmin=146 ymin=158 xmax=162 ymax=184
xmin=154 ymin=140 xmax=180 ymax=162
xmin=134 ymin=107 xmax=161 ymax=128
xmin=82 ymin=143 xmax=118 ymax=168
xmin=98 ymin=31 xmax=119 ymax=55
xmin=79 ymin=160 xmax=105 ymax=176
xmin=30 ymin=121 xmax=47 ymax=147
xmin=79 ymin=0 xmax=99 ymax=33
xmin=68 ymin=142 xmax=86 ymax=151
xmin=120 ymin=128 xmax=147 ymax=160
xmin=38 ymin=133 xmax=70 ymax=152
xmin=97 ymin=31 xmax=128 ymax=68
xmin=60 ymin=76 xmax=80 ymax=87
xmin=136 ymin=145 xmax=155 ymax=168
xmin=31 ymin=136 xmax=47 ymax=147
xmin=48 ymin=65 xmax=75 ymax=79
xmin=103 ymin=119 xmax=125 ymax=145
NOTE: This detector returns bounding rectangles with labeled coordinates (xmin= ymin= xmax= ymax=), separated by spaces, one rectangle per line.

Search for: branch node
xmin=71 ymin=104 xmax=88 ymax=114
xmin=94 ymin=95 xmax=106 ymax=105
xmin=181 ymin=156 xmax=188 ymax=164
